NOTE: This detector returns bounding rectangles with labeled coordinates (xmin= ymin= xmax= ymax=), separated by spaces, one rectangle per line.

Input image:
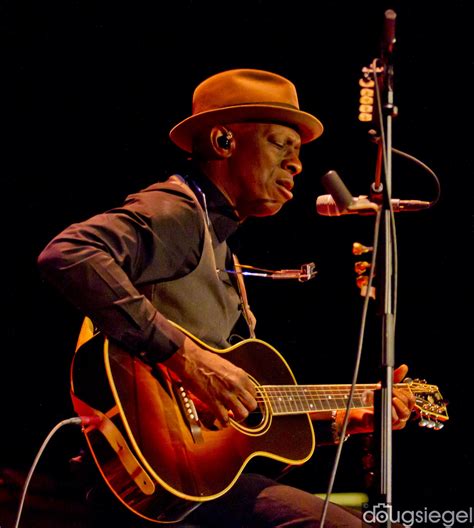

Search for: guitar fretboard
xmin=259 ymin=383 xmax=407 ymax=415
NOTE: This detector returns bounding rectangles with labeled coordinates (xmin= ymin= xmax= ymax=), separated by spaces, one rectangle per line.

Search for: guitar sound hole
xmin=243 ymin=402 xmax=265 ymax=428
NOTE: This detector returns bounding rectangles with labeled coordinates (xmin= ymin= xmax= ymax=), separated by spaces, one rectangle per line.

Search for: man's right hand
xmin=162 ymin=336 xmax=257 ymax=426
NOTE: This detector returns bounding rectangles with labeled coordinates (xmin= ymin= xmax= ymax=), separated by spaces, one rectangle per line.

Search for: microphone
xmin=316 ymin=194 xmax=431 ymax=216
xmin=320 ymin=170 xmax=354 ymax=211
xmin=317 ymin=170 xmax=431 ymax=216
xmin=381 ymin=9 xmax=397 ymax=60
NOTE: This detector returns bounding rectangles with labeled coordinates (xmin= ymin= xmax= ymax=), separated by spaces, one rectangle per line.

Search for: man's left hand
xmin=341 ymin=364 xmax=416 ymax=435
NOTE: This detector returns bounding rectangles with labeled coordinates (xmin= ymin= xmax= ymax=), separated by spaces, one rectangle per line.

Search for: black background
xmin=4 ymin=0 xmax=473 ymax=521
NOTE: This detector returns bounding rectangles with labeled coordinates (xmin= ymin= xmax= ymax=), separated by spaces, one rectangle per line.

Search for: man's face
xmin=225 ymin=122 xmax=303 ymax=219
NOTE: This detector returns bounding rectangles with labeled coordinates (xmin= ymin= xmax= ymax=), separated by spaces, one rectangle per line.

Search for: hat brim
xmin=169 ymin=104 xmax=324 ymax=153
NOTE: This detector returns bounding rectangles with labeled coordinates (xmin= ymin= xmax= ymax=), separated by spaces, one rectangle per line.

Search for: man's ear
xmin=210 ymin=126 xmax=234 ymax=157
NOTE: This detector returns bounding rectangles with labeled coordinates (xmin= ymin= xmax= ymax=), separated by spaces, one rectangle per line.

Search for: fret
xmin=270 ymin=389 xmax=291 ymax=414
xmin=265 ymin=387 xmax=291 ymax=414
xmin=334 ymin=395 xmax=347 ymax=409
xmin=301 ymin=386 xmax=314 ymax=412
xmin=317 ymin=392 xmax=332 ymax=411
xmin=261 ymin=384 xmax=377 ymax=416
xmin=281 ymin=389 xmax=298 ymax=413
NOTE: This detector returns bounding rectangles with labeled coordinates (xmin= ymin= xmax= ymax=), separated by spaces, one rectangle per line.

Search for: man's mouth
xmin=276 ymin=178 xmax=294 ymax=199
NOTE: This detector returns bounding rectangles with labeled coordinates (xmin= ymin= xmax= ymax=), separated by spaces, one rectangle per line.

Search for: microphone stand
xmin=371 ymin=10 xmax=397 ymax=527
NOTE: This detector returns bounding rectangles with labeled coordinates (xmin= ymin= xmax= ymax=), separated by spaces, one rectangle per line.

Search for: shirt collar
xmin=183 ymin=169 xmax=240 ymax=243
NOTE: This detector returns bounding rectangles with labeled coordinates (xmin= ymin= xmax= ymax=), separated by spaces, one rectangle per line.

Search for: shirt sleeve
xmin=37 ymin=183 xmax=205 ymax=362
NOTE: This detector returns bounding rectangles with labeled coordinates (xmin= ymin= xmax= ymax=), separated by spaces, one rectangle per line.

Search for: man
xmin=38 ymin=69 xmax=414 ymax=527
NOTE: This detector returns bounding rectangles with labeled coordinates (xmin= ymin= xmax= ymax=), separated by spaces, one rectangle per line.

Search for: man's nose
xmin=282 ymin=153 xmax=302 ymax=176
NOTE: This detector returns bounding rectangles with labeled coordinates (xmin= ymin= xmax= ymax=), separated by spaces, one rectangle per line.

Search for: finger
xmin=363 ymin=389 xmax=374 ymax=406
xmin=392 ymin=396 xmax=412 ymax=428
xmin=228 ymin=396 xmax=252 ymax=422
xmin=241 ymin=374 xmax=258 ymax=399
xmin=391 ymin=406 xmax=407 ymax=429
xmin=393 ymin=394 xmax=411 ymax=416
xmin=393 ymin=364 xmax=408 ymax=383
xmin=393 ymin=416 xmax=409 ymax=430
xmin=209 ymin=400 xmax=232 ymax=427
xmin=238 ymin=388 xmax=258 ymax=412
xmin=393 ymin=387 xmax=416 ymax=410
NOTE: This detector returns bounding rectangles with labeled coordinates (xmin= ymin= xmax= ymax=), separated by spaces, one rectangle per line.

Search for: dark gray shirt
xmin=38 ymin=173 xmax=240 ymax=362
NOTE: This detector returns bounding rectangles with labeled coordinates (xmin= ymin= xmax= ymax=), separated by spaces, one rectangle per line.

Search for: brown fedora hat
xmin=169 ymin=69 xmax=324 ymax=152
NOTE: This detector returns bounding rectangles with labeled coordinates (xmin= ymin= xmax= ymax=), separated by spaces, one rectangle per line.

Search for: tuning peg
xmin=354 ymin=261 xmax=371 ymax=275
xmin=352 ymin=242 xmax=373 ymax=256
xmin=413 ymin=378 xmax=425 ymax=384
xmin=356 ymin=275 xmax=376 ymax=299
xmin=358 ymin=77 xmax=375 ymax=122
xmin=418 ymin=417 xmax=431 ymax=428
xmin=418 ymin=414 xmax=444 ymax=430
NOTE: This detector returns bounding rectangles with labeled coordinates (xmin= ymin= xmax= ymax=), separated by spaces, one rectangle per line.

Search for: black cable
xmin=392 ymin=147 xmax=442 ymax=207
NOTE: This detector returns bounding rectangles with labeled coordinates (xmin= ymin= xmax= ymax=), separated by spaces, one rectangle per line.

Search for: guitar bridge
xmin=173 ymin=383 xmax=204 ymax=444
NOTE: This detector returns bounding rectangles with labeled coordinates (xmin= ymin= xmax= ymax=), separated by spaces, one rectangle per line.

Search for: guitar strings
xmin=250 ymin=384 xmax=412 ymax=410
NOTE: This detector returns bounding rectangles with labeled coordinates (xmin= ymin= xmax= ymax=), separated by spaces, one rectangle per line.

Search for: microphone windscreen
xmin=316 ymin=195 xmax=343 ymax=216
xmin=320 ymin=170 xmax=354 ymax=211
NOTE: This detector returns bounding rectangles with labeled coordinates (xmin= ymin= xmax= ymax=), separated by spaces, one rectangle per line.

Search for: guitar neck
xmin=260 ymin=383 xmax=409 ymax=415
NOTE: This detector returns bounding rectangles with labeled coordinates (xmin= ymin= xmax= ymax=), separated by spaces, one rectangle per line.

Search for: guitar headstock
xmin=407 ymin=378 xmax=449 ymax=430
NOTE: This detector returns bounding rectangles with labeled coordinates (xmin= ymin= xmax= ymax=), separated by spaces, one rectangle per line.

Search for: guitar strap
xmin=232 ymin=254 xmax=256 ymax=339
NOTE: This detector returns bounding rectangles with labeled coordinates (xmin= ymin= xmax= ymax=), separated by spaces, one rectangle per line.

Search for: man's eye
xmin=271 ymin=141 xmax=284 ymax=149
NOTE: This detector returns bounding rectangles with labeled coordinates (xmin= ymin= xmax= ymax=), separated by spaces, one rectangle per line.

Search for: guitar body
xmin=70 ymin=322 xmax=315 ymax=523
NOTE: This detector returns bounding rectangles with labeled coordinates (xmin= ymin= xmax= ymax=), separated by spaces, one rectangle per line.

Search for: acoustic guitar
xmin=70 ymin=318 xmax=448 ymax=523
